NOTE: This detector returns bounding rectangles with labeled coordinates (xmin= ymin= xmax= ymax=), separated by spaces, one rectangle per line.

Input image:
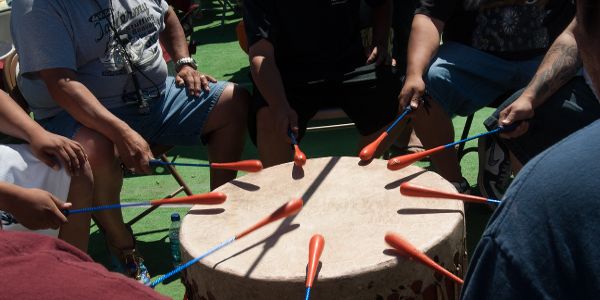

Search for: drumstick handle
xmin=63 ymin=201 xmax=148 ymax=215
xmin=150 ymin=236 xmax=236 ymax=288
xmin=305 ymin=287 xmax=311 ymax=300
xmin=385 ymin=106 xmax=411 ymax=133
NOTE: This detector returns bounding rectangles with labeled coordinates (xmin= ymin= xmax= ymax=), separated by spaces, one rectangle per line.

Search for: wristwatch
xmin=175 ymin=57 xmax=198 ymax=71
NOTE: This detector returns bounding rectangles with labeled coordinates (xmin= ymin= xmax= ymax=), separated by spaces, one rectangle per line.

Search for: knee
xmin=223 ymin=83 xmax=250 ymax=121
xmin=75 ymin=128 xmax=120 ymax=177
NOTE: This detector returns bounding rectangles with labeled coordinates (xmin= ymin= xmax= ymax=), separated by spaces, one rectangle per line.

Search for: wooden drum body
xmin=180 ymin=157 xmax=466 ymax=299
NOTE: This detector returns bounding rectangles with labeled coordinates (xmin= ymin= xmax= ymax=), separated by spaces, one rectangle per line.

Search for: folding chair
xmin=1 ymin=51 xmax=194 ymax=227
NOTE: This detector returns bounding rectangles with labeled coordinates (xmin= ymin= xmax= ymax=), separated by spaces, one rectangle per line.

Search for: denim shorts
xmin=485 ymin=77 xmax=600 ymax=164
xmin=39 ymin=77 xmax=228 ymax=146
xmin=425 ymin=42 xmax=543 ymax=117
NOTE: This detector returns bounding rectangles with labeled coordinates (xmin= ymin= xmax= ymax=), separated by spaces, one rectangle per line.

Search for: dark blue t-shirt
xmin=462 ymin=119 xmax=600 ymax=299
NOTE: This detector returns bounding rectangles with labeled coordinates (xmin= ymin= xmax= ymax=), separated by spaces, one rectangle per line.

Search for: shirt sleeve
xmin=243 ymin=0 xmax=278 ymax=48
xmin=415 ymin=0 xmax=456 ymax=23
xmin=10 ymin=1 xmax=77 ymax=75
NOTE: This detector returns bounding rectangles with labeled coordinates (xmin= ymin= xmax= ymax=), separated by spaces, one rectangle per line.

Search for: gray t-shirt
xmin=11 ymin=0 xmax=169 ymax=119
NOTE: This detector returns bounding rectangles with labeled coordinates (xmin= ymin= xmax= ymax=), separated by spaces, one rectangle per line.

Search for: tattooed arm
xmin=499 ymin=19 xmax=581 ymax=138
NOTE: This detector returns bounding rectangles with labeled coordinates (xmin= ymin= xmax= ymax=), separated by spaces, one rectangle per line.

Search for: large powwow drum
xmin=180 ymin=156 xmax=466 ymax=299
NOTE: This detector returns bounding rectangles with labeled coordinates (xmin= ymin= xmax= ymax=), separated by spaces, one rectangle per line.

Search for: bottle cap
xmin=171 ymin=212 xmax=181 ymax=222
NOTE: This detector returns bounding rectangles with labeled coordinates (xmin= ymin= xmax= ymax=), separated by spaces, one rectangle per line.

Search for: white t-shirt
xmin=11 ymin=0 xmax=169 ymax=119
xmin=0 ymin=144 xmax=71 ymax=236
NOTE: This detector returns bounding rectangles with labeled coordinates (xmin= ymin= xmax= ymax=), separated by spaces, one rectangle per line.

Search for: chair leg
xmin=457 ymin=114 xmax=474 ymax=161
xmin=126 ymin=154 xmax=194 ymax=227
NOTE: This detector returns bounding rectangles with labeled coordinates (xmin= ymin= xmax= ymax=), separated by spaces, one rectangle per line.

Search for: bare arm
xmin=499 ymin=19 xmax=581 ymax=138
xmin=0 ymin=90 xmax=48 ymax=142
xmin=249 ymin=39 xmax=298 ymax=142
xmin=367 ymin=0 xmax=392 ymax=65
xmin=39 ymin=68 xmax=152 ymax=173
xmin=160 ymin=7 xmax=216 ymax=95
xmin=398 ymin=14 xmax=445 ymax=109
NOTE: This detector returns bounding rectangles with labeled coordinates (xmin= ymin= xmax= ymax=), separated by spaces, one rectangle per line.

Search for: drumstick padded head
xmin=294 ymin=145 xmax=307 ymax=167
xmin=150 ymin=192 xmax=227 ymax=205
xmin=211 ymin=160 xmax=264 ymax=172
xmin=385 ymin=232 xmax=464 ymax=285
xmin=306 ymin=234 xmax=325 ymax=288
xmin=387 ymin=146 xmax=445 ymax=171
xmin=400 ymin=182 xmax=488 ymax=203
xmin=359 ymin=132 xmax=388 ymax=161
xmin=236 ymin=198 xmax=304 ymax=239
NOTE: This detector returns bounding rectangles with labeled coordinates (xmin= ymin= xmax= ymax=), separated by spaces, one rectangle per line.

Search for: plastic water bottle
xmin=169 ymin=213 xmax=182 ymax=266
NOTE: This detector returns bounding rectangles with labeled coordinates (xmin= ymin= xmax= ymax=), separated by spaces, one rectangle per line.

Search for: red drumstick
xmin=150 ymin=159 xmax=264 ymax=172
xmin=385 ymin=232 xmax=464 ymax=285
xmin=400 ymin=182 xmax=501 ymax=204
xmin=64 ymin=192 xmax=227 ymax=215
xmin=359 ymin=106 xmax=411 ymax=161
xmin=305 ymin=234 xmax=325 ymax=299
xmin=151 ymin=198 xmax=304 ymax=288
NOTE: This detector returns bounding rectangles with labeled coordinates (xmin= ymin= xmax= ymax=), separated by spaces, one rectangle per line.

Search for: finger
xmin=366 ymin=48 xmax=377 ymax=64
xmin=500 ymin=122 xmax=529 ymax=139
xmin=206 ymin=75 xmax=217 ymax=83
xmin=54 ymin=148 xmax=74 ymax=176
xmin=63 ymin=145 xmax=81 ymax=176
xmin=175 ymin=75 xmax=185 ymax=86
xmin=185 ymin=74 xmax=196 ymax=95
xmin=199 ymin=75 xmax=209 ymax=93
xmin=138 ymin=150 xmax=153 ymax=175
xmin=72 ymin=144 xmax=88 ymax=174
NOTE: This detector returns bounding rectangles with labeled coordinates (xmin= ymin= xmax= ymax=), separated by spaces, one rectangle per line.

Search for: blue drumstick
xmin=150 ymin=159 xmax=263 ymax=172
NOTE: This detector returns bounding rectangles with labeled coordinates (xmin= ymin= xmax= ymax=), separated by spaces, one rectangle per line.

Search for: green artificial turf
xmin=87 ymin=6 xmax=497 ymax=299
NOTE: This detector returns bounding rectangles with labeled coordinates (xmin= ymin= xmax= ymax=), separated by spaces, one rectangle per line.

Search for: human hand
xmin=271 ymin=105 xmax=299 ymax=144
xmin=366 ymin=45 xmax=391 ymax=66
xmin=398 ymin=75 xmax=426 ymax=111
xmin=8 ymin=188 xmax=71 ymax=230
xmin=498 ymin=97 xmax=534 ymax=139
xmin=114 ymin=128 xmax=153 ymax=174
xmin=29 ymin=131 xmax=88 ymax=177
xmin=175 ymin=65 xmax=217 ymax=96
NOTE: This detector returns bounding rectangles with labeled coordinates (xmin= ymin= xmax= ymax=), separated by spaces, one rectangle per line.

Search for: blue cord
xmin=150 ymin=236 xmax=236 ymax=288
xmin=385 ymin=106 xmax=412 ymax=133
xmin=64 ymin=201 xmax=147 ymax=215
xmin=150 ymin=160 xmax=210 ymax=168
xmin=487 ymin=199 xmax=502 ymax=204
xmin=305 ymin=287 xmax=311 ymax=300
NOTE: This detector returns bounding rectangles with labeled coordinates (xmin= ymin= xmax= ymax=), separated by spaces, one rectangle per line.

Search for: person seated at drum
xmin=462 ymin=4 xmax=600 ymax=296
xmin=398 ymin=0 xmax=575 ymax=194
xmin=0 ymin=90 xmax=93 ymax=252
xmin=1 ymin=231 xmax=169 ymax=300
xmin=480 ymin=17 xmax=599 ymax=181
xmin=245 ymin=0 xmax=405 ymax=167
xmin=10 ymin=0 xmax=249 ymax=284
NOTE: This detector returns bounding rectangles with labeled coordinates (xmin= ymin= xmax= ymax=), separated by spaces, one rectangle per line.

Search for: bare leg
xmin=58 ymin=161 xmax=93 ymax=252
xmin=73 ymin=127 xmax=133 ymax=250
xmin=203 ymin=84 xmax=249 ymax=190
xmin=411 ymin=98 xmax=463 ymax=182
xmin=256 ymin=106 xmax=294 ymax=168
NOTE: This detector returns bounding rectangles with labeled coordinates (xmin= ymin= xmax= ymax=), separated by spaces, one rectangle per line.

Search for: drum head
xmin=180 ymin=156 xmax=465 ymax=299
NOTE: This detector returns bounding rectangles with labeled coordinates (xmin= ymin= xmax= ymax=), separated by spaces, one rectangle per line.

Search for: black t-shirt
xmin=416 ymin=0 xmax=575 ymax=60
xmin=244 ymin=0 xmax=384 ymax=85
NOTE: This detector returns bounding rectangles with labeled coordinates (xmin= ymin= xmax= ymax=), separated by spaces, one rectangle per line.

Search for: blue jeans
xmin=425 ymin=42 xmax=543 ymax=117
xmin=39 ymin=77 xmax=228 ymax=146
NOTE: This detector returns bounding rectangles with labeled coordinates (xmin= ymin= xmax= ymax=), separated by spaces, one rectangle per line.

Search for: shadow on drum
xmin=230 ymin=179 xmax=261 ymax=191
xmin=212 ymin=223 xmax=301 ymax=270
xmin=397 ymin=208 xmax=464 ymax=216
xmin=357 ymin=158 xmax=373 ymax=166
xmin=240 ymin=157 xmax=340 ymax=277
xmin=292 ymin=164 xmax=304 ymax=180
xmin=187 ymin=208 xmax=226 ymax=215
xmin=384 ymin=170 xmax=428 ymax=190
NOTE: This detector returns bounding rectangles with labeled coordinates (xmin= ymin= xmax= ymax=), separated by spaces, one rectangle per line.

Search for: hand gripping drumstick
xmin=63 ymin=192 xmax=227 ymax=215
xmin=359 ymin=106 xmax=412 ymax=161
xmin=289 ymin=130 xmax=307 ymax=167
xmin=400 ymin=182 xmax=501 ymax=205
xmin=150 ymin=198 xmax=304 ymax=288
xmin=150 ymin=159 xmax=264 ymax=173
xmin=385 ymin=232 xmax=464 ymax=285
xmin=305 ymin=234 xmax=325 ymax=300
xmin=387 ymin=124 xmax=518 ymax=171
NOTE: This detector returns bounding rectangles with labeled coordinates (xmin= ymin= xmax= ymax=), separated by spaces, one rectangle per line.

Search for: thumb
xmin=50 ymin=196 xmax=69 ymax=223
xmin=175 ymin=75 xmax=185 ymax=86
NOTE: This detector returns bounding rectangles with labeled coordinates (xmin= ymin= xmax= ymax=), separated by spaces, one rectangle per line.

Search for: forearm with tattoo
xmin=524 ymin=22 xmax=582 ymax=108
